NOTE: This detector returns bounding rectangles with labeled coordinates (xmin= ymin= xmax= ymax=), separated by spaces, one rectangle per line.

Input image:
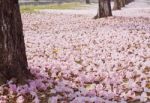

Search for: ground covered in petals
xmin=0 ymin=9 xmax=150 ymax=103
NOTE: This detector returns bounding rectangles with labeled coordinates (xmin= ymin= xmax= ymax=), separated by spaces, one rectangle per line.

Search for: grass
xmin=20 ymin=2 xmax=85 ymax=13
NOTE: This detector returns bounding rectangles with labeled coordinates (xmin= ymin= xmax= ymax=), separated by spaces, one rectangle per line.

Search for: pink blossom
xmin=16 ymin=96 xmax=24 ymax=103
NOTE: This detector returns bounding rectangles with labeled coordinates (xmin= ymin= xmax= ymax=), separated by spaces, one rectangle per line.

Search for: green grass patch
xmin=20 ymin=2 xmax=85 ymax=13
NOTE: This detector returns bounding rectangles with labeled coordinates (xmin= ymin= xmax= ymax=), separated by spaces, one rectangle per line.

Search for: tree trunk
xmin=125 ymin=0 xmax=134 ymax=4
xmin=94 ymin=0 xmax=112 ymax=19
xmin=120 ymin=0 xmax=125 ymax=7
xmin=113 ymin=0 xmax=121 ymax=10
xmin=0 ymin=0 xmax=31 ymax=84
xmin=125 ymin=0 xmax=129 ymax=4
xmin=86 ymin=0 xmax=90 ymax=4
xmin=123 ymin=0 xmax=126 ymax=6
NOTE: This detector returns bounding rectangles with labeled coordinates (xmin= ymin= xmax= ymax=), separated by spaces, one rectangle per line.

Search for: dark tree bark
xmin=125 ymin=0 xmax=134 ymax=4
xmin=86 ymin=0 xmax=90 ymax=4
xmin=113 ymin=0 xmax=121 ymax=10
xmin=114 ymin=0 xmax=134 ymax=10
xmin=125 ymin=0 xmax=129 ymax=4
xmin=120 ymin=0 xmax=125 ymax=7
xmin=0 ymin=0 xmax=32 ymax=84
xmin=94 ymin=0 xmax=112 ymax=19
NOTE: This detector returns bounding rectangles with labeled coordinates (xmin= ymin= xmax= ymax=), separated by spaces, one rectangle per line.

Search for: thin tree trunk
xmin=0 ymin=0 xmax=32 ymax=84
xmin=113 ymin=0 xmax=121 ymax=10
xmin=125 ymin=0 xmax=129 ymax=4
xmin=94 ymin=0 xmax=112 ymax=19
xmin=120 ymin=0 xmax=125 ymax=7
xmin=86 ymin=0 xmax=90 ymax=4
xmin=122 ymin=0 xmax=126 ymax=6
xmin=125 ymin=0 xmax=134 ymax=4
